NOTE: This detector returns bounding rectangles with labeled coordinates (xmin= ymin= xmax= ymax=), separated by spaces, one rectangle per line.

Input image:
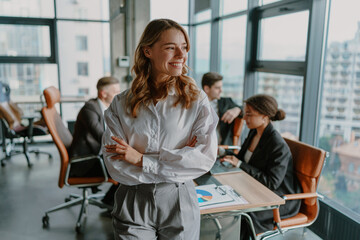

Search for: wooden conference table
xmin=199 ymin=171 xmax=285 ymax=239
xmin=200 ymin=171 xmax=285 ymax=214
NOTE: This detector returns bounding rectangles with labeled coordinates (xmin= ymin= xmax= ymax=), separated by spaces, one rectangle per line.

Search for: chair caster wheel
xmin=1 ymin=161 xmax=5 ymax=167
xmin=42 ymin=215 xmax=49 ymax=228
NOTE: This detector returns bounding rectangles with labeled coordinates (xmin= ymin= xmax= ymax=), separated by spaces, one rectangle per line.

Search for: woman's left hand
xmin=105 ymin=136 xmax=143 ymax=167
xmin=220 ymin=155 xmax=239 ymax=167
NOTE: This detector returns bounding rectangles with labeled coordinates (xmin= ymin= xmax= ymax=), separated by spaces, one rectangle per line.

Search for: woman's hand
xmin=105 ymin=136 xmax=143 ymax=167
xmin=220 ymin=155 xmax=240 ymax=167
xmin=186 ymin=136 xmax=197 ymax=147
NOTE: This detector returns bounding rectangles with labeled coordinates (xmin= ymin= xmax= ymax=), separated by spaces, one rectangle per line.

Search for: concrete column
xmin=110 ymin=0 xmax=150 ymax=91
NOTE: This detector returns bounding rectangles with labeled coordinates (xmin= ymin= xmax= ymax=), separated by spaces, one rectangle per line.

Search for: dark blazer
xmin=68 ymin=98 xmax=105 ymax=177
xmin=218 ymin=97 xmax=243 ymax=145
xmin=237 ymin=123 xmax=302 ymax=233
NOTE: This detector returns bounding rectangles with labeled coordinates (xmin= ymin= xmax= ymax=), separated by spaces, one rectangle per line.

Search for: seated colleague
xmin=68 ymin=76 xmax=121 ymax=206
xmin=202 ymin=72 xmax=243 ymax=146
xmin=220 ymin=94 xmax=302 ymax=237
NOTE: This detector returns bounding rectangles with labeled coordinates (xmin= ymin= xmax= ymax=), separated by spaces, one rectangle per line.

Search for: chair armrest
xmin=65 ymin=155 xmax=108 ymax=186
xmin=282 ymin=192 xmax=318 ymax=201
xmin=218 ymin=145 xmax=241 ymax=150
xmin=70 ymin=155 xmax=103 ymax=163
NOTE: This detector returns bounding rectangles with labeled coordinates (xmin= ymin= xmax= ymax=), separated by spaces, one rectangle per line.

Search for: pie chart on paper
xmin=196 ymin=189 xmax=213 ymax=203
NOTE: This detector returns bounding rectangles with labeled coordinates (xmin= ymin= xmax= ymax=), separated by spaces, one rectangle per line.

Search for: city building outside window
xmin=317 ymin=0 xmax=360 ymax=216
xmin=77 ymin=62 xmax=88 ymax=76
xmin=75 ymin=36 xmax=88 ymax=51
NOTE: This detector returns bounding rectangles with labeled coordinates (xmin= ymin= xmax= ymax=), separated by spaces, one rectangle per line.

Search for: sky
xmin=327 ymin=0 xmax=360 ymax=43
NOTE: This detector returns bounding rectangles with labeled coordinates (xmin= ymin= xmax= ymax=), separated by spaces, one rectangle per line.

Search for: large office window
xmin=56 ymin=3 xmax=110 ymax=124
xmin=219 ymin=16 xmax=247 ymax=104
xmin=0 ymin=4 xmax=56 ymax=117
xmin=0 ymin=24 xmax=51 ymax=57
xmin=257 ymin=73 xmax=303 ymax=137
xmin=56 ymin=0 xmax=109 ymax=20
xmin=0 ymin=0 xmax=111 ymax=125
xmin=0 ymin=64 xmax=58 ymax=114
xmin=258 ymin=11 xmax=309 ymax=61
xmin=317 ymin=0 xmax=360 ymax=216
xmin=252 ymin=2 xmax=310 ymax=139
xmin=150 ymin=0 xmax=188 ymax=24
xmin=0 ymin=0 xmax=54 ymax=18
xmin=194 ymin=23 xmax=211 ymax=85
xmin=220 ymin=0 xmax=247 ymax=16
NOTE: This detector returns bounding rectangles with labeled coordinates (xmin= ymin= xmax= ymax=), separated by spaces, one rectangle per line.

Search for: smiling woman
xmin=102 ymin=19 xmax=218 ymax=240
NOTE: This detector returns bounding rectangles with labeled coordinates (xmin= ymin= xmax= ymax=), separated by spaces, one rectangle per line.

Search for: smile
xmin=169 ymin=62 xmax=183 ymax=67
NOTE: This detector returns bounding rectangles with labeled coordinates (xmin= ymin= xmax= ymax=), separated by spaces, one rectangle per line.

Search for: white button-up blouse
xmin=102 ymin=88 xmax=218 ymax=185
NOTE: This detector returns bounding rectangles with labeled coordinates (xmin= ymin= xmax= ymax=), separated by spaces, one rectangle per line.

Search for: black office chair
xmin=0 ymin=82 xmax=52 ymax=167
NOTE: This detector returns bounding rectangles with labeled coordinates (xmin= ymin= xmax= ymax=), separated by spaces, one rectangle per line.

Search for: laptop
xmin=209 ymin=158 xmax=242 ymax=175
xmin=194 ymin=158 xmax=242 ymax=186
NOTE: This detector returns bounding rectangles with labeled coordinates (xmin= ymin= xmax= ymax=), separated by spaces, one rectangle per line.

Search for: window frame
xmin=245 ymin=0 xmax=328 ymax=144
xmin=0 ymin=16 xmax=56 ymax=63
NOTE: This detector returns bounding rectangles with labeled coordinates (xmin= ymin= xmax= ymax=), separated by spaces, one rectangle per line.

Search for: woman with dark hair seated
xmin=220 ymin=94 xmax=302 ymax=239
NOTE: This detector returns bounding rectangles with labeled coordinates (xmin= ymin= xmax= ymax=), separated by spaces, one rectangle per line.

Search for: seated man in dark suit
xmin=68 ymin=76 xmax=121 ymax=207
xmin=202 ymin=72 xmax=243 ymax=146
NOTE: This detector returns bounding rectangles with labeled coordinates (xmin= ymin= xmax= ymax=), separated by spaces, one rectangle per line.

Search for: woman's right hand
xmin=220 ymin=155 xmax=240 ymax=167
xmin=105 ymin=136 xmax=143 ymax=167
xmin=186 ymin=136 xmax=197 ymax=147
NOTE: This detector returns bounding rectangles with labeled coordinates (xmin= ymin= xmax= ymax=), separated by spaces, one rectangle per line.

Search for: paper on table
xmin=196 ymin=184 xmax=248 ymax=210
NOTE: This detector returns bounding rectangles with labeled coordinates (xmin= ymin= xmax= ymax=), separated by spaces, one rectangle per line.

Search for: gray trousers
xmin=112 ymin=181 xmax=200 ymax=240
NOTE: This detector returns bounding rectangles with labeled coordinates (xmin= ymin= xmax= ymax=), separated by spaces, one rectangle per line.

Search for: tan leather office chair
xmin=0 ymin=82 xmax=52 ymax=167
xmin=41 ymin=86 xmax=117 ymax=233
xmin=219 ymin=117 xmax=244 ymax=154
xmin=258 ymin=137 xmax=327 ymax=239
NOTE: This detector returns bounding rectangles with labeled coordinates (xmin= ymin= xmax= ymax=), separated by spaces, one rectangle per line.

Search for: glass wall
xmin=219 ymin=16 xmax=247 ymax=104
xmin=220 ymin=0 xmax=247 ymax=15
xmin=0 ymin=24 xmax=51 ymax=57
xmin=150 ymin=0 xmax=188 ymax=24
xmin=317 ymin=0 xmax=360 ymax=216
xmin=0 ymin=0 xmax=111 ymax=125
xmin=254 ymin=8 xmax=309 ymax=138
xmin=194 ymin=23 xmax=211 ymax=85
xmin=0 ymin=0 xmax=54 ymax=18
xmin=256 ymin=73 xmax=303 ymax=137
xmin=258 ymin=11 xmax=309 ymax=61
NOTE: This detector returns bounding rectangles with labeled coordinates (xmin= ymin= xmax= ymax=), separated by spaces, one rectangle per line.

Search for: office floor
xmin=0 ymin=143 xmax=323 ymax=240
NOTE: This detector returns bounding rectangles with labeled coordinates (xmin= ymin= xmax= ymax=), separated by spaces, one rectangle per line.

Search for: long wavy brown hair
xmin=127 ymin=19 xmax=199 ymax=117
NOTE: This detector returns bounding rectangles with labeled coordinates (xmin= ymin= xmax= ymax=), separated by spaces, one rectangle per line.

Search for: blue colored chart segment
xmin=196 ymin=189 xmax=213 ymax=203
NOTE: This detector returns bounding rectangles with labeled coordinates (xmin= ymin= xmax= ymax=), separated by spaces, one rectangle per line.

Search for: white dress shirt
xmin=102 ymin=88 xmax=219 ymax=185
xmin=210 ymin=99 xmax=222 ymax=143
xmin=97 ymin=98 xmax=108 ymax=129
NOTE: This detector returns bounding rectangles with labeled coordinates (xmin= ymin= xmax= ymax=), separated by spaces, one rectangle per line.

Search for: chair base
xmin=42 ymin=187 xmax=111 ymax=233
xmin=257 ymin=225 xmax=310 ymax=240
xmin=1 ymin=140 xmax=53 ymax=168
